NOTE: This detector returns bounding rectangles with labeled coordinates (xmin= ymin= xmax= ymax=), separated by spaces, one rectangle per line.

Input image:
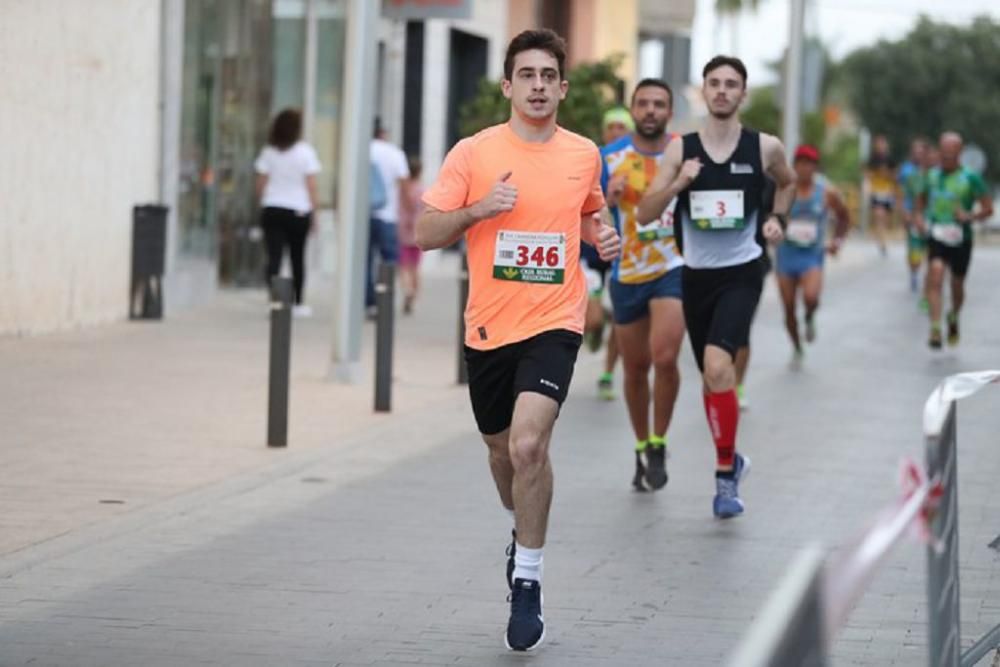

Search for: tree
xmin=459 ymin=55 xmax=625 ymax=145
xmin=714 ymin=0 xmax=761 ymax=13
xmin=714 ymin=0 xmax=765 ymax=55
xmin=838 ymin=15 xmax=1000 ymax=179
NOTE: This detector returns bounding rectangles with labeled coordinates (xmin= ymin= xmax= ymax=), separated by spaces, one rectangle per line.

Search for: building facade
xmin=0 ymin=0 xmax=691 ymax=336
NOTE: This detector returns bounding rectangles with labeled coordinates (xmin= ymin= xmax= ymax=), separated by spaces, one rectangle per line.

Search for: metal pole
xmin=782 ymin=0 xmax=806 ymax=160
xmin=268 ymin=277 xmax=294 ymax=447
xmin=330 ymin=0 xmax=377 ymax=383
xmin=158 ymin=0 xmax=184 ymax=282
xmin=457 ymin=252 xmax=469 ymax=385
xmin=927 ymin=403 xmax=961 ymax=667
xmin=302 ymin=0 xmax=318 ymax=141
xmin=374 ymin=262 xmax=395 ymax=412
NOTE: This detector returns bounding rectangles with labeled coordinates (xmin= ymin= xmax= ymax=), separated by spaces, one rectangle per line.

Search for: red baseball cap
xmin=794 ymin=144 xmax=820 ymax=162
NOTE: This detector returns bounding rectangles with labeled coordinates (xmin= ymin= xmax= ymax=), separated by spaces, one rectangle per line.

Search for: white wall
xmin=0 ymin=1 xmax=161 ymax=335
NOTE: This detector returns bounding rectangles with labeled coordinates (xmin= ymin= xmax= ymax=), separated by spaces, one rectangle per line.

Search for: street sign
xmin=960 ymin=144 xmax=987 ymax=174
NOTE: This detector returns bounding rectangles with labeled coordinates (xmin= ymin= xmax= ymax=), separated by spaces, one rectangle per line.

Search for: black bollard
xmin=457 ymin=252 xmax=469 ymax=385
xmin=374 ymin=262 xmax=395 ymax=412
xmin=267 ymin=277 xmax=293 ymax=447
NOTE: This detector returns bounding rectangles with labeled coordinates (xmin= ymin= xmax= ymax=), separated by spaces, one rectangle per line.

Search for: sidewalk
xmin=2 ymin=242 xmax=1000 ymax=666
xmin=0 ymin=250 xmax=471 ymax=557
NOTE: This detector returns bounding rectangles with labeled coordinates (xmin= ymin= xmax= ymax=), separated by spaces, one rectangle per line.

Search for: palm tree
xmin=714 ymin=0 xmax=764 ymax=55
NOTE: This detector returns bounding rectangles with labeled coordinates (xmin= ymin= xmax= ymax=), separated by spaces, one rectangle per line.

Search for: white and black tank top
xmin=676 ymin=128 xmax=767 ymax=269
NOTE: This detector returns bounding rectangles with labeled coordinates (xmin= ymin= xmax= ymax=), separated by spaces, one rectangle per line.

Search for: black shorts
xmin=928 ymin=239 xmax=973 ymax=278
xmin=682 ymin=260 xmax=764 ymax=371
xmin=464 ymin=329 xmax=582 ymax=435
xmin=870 ymin=194 xmax=894 ymax=212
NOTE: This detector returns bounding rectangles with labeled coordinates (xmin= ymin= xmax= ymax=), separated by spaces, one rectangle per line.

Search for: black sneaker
xmin=643 ymin=445 xmax=669 ymax=490
xmin=505 ymin=530 xmax=516 ymax=590
xmin=631 ymin=451 xmax=648 ymax=492
xmin=505 ymin=578 xmax=545 ymax=651
xmin=947 ymin=312 xmax=960 ymax=346
xmin=929 ymin=328 xmax=943 ymax=350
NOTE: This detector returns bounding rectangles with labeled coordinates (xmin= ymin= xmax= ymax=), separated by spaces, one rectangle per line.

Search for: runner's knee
xmin=702 ymin=355 xmax=734 ymax=390
xmin=650 ymin=341 xmax=679 ymax=370
xmin=509 ymin=431 xmax=548 ymax=470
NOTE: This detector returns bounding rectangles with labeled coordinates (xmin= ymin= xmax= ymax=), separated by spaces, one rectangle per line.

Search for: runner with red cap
xmin=775 ymin=145 xmax=851 ymax=365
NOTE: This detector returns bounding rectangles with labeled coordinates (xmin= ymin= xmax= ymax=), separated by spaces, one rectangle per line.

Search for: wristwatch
xmin=770 ymin=213 xmax=788 ymax=230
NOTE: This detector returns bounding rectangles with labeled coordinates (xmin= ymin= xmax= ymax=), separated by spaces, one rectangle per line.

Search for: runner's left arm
xmin=825 ymin=184 xmax=852 ymax=254
xmin=761 ymin=133 xmax=796 ymax=242
xmin=960 ymin=174 xmax=994 ymax=223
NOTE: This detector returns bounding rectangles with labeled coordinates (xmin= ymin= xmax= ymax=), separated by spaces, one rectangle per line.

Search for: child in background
xmin=398 ymin=156 xmax=425 ymax=314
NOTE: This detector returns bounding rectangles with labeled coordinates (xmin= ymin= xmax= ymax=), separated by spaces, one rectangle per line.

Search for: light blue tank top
xmin=784 ymin=178 xmax=827 ymax=250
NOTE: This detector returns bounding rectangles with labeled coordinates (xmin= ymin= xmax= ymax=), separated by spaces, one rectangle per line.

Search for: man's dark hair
xmin=503 ymin=29 xmax=567 ymax=81
xmin=268 ymin=108 xmax=302 ymax=150
xmin=631 ymin=78 xmax=673 ymax=109
xmin=702 ymin=55 xmax=748 ymax=88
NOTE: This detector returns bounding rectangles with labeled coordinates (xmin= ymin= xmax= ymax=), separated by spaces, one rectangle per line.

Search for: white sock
xmin=512 ymin=543 xmax=543 ymax=583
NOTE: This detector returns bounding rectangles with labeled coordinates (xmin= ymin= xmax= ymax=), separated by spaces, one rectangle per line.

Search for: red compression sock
xmin=703 ymin=390 xmax=739 ymax=468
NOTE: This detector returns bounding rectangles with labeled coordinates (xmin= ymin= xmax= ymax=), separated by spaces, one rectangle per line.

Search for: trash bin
xmin=130 ymin=204 xmax=168 ymax=320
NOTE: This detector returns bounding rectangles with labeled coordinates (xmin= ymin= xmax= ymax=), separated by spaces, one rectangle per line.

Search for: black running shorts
xmin=464 ymin=329 xmax=582 ymax=435
xmin=928 ymin=238 xmax=973 ymax=278
xmin=682 ymin=259 xmax=764 ymax=371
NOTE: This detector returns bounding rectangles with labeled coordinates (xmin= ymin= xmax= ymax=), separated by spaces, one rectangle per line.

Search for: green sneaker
xmin=597 ymin=373 xmax=615 ymax=401
xmin=584 ymin=329 xmax=602 ymax=353
xmin=737 ymin=384 xmax=749 ymax=411
xmin=929 ymin=325 xmax=943 ymax=350
xmin=805 ymin=314 xmax=816 ymax=343
xmin=946 ymin=312 xmax=959 ymax=347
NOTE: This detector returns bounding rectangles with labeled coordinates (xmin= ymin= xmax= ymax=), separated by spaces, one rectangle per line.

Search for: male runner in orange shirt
xmin=416 ymin=29 xmax=620 ymax=652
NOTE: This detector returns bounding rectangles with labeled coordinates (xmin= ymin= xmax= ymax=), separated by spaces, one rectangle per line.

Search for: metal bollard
xmin=374 ymin=262 xmax=395 ymax=412
xmin=268 ymin=277 xmax=293 ymax=447
xmin=457 ymin=252 xmax=469 ymax=385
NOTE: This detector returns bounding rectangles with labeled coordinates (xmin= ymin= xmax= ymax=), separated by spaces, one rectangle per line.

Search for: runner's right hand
xmin=679 ymin=158 xmax=702 ymax=184
xmin=474 ymin=171 xmax=518 ymax=220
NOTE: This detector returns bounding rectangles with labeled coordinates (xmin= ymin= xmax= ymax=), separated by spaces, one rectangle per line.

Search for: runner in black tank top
xmin=635 ymin=56 xmax=797 ymax=520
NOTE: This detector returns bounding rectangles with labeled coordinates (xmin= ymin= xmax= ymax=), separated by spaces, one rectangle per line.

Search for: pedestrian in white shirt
xmin=367 ymin=120 xmax=410 ymax=315
xmin=255 ymin=108 xmax=321 ymax=318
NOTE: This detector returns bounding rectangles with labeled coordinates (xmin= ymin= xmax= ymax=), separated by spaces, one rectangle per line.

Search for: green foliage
xmin=822 ymin=133 xmax=861 ymax=185
xmin=839 ymin=15 xmax=1000 ymax=179
xmin=458 ymin=55 xmax=625 ymax=144
xmin=715 ymin=0 xmax=761 ymax=14
xmin=458 ymin=79 xmax=507 ymax=138
xmin=742 ymin=85 xmax=826 ymax=148
xmin=742 ymin=87 xmax=781 ymax=137
xmin=741 ymin=84 xmax=857 ymax=185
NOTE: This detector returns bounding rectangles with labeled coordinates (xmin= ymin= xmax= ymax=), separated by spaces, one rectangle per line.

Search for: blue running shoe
xmin=505 ymin=578 xmax=545 ymax=651
xmin=713 ymin=453 xmax=751 ymax=519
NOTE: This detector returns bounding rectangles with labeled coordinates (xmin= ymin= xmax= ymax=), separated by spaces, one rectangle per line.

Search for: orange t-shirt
xmin=423 ymin=123 xmax=605 ymax=350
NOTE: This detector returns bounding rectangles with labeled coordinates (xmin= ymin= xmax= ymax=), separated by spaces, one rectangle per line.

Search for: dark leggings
xmin=261 ymin=207 xmax=311 ymax=304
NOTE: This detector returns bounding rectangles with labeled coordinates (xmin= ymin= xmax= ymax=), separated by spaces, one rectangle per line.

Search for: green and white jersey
xmin=924 ymin=166 xmax=988 ymax=246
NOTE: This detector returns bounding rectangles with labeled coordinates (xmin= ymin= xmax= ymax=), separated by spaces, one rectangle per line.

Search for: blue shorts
xmin=776 ymin=245 xmax=824 ymax=279
xmin=609 ymin=268 xmax=683 ymax=325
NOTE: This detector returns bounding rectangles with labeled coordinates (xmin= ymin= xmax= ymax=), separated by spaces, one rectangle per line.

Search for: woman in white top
xmin=254 ymin=108 xmax=321 ymax=316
